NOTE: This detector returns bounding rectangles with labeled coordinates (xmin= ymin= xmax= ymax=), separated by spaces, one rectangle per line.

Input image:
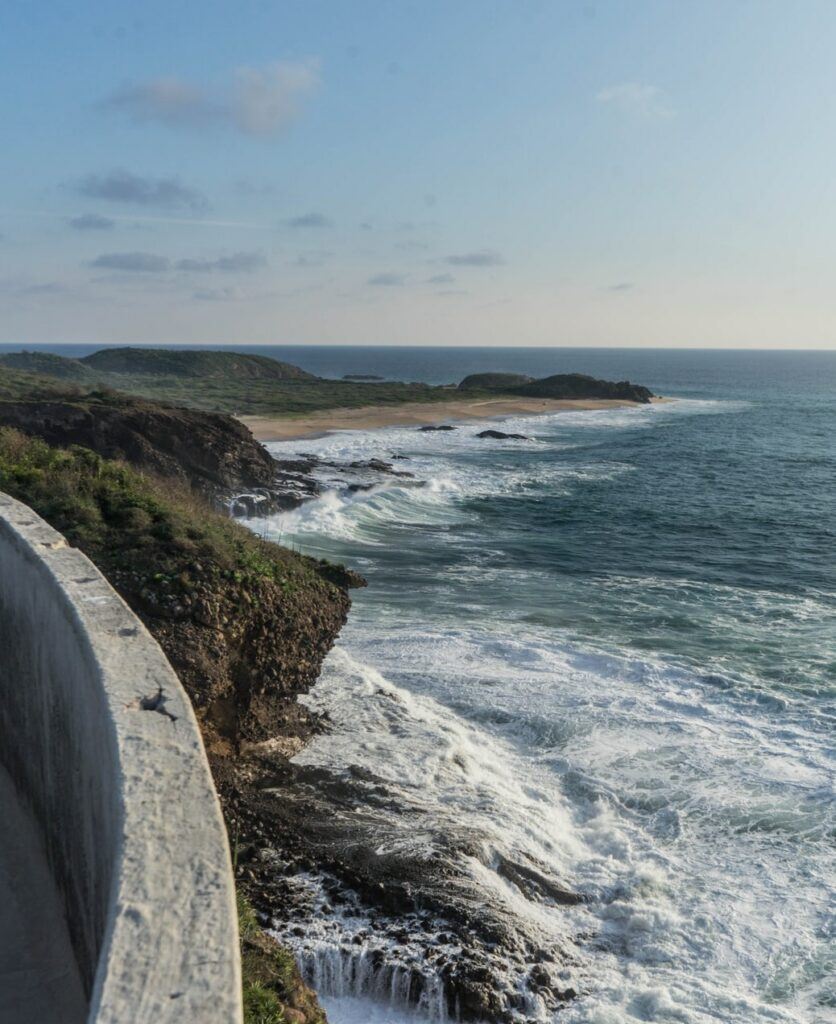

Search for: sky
xmin=1 ymin=0 xmax=835 ymax=349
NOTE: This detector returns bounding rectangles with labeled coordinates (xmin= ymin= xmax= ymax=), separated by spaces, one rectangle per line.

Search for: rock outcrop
xmin=0 ymin=396 xmax=281 ymax=507
xmin=458 ymin=370 xmax=654 ymax=403
xmin=458 ymin=372 xmax=535 ymax=390
xmin=476 ymin=429 xmax=530 ymax=440
xmin=515 ymin=373 xmax=653 ymax=403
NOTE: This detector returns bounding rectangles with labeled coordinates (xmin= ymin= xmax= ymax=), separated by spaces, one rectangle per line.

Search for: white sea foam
xmin=297 ymin=624 xmax=833 ymax=1023
xmin=250 ymin=396 xmax=833 ymax=1023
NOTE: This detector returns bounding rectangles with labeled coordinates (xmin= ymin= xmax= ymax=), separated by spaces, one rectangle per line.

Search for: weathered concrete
xmin=0 ymin=493 xmax=242 ymax=1024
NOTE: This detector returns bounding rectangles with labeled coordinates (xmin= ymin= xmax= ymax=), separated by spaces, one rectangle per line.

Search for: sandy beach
xmin=240 ymin=396 xmax=664 ymax=441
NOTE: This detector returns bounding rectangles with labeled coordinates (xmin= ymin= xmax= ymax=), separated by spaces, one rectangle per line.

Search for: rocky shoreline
xmin=222 ymin=440 xmax=592 ymax=1022
xmin=0 ymin=366 xmax=656 ymax=1023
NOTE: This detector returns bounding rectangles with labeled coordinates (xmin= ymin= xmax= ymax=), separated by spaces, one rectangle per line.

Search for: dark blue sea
xmin=10 ymin=344 xmax=835 ymax=1022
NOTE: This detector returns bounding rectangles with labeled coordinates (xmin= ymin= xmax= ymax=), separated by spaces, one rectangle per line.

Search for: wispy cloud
xmin=68 ymin=213 xmax=114 ymax=231
xmin=75 ymin=169 xmax=208 ymax=211
xmin=607 ymin=281 xmax=635 ymax=292
xmin=176 ymin=251 xmax=267 ymax=273
xmin=427 ymin=272 xmax=455 ymax=285
xmin=596 ymin=82 xmax=673 ymax=119
xmin=368 ymin=272 xmax=405 ymax=286
xmin=90 ymin=251 xmax=170 ymax=272
xmin=283 ymin=211 xmax=332 ymax=229
xmin=293 ymin=250 xmax=332 ymax=267
xmin=193 ymin=286 xmax=245 ymax=301
xmin=19 ymin=281 xmax=65 ymax=295
xmin=103 ymin=60 xmax=320 ymax=138
xmin=443 ymin=250 xmax=503 ymax=267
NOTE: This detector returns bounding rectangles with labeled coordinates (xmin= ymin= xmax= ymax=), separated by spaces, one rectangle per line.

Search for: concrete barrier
xmin=0 ymin=493 xmax=242 ymax=1024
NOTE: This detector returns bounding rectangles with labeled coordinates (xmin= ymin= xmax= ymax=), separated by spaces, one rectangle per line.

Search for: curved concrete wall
xmin=0 ymin=493 xmax=242 ymax=1024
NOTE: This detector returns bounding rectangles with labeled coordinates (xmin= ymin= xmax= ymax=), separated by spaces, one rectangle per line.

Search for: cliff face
xmin=0 ymin=397 xmax=277 ymax=504
xmin=0 ymin=427 xmax=361 ymax=752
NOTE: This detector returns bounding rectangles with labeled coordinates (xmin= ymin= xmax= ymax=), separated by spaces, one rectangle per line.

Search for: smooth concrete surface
xmin=0 ymin=492 xmax=242 ymax=1024
xmin=0 ymin=764 xmax=87 ymax=1024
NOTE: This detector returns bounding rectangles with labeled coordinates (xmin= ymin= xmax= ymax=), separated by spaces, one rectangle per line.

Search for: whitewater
xmin=244 ymin=352 xmax=834 ymax=1024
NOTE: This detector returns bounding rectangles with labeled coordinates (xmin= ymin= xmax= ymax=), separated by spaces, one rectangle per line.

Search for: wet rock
xmin=234 ymin=759 xmax=580 ymax=1023
xmin=419 ymin=424 xmax=456 ymax=431
xmin=346 ymin=458 xmax=414 ymax=478
xmin=476 ymin=429 xmax=530 ymax=440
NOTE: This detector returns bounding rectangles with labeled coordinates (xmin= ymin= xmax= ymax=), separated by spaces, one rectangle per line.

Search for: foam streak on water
xmin=246 ymin=371 xmax=835 ymax=1024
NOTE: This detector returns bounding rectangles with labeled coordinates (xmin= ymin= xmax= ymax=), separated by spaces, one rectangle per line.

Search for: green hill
xmin=81 ymin=347 xmax=317 ymax=380
xmin=0 ymin=350 xmax=96 ymax=382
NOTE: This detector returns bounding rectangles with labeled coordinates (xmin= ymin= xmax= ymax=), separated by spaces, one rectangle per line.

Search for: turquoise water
xmin=253 ymin=349 xmax=834 ymax=1024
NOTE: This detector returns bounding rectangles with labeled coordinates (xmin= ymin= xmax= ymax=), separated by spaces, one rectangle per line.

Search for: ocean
xmin=9 ymin=343 xmax=834 ymax=1021
xmin=242 ymin=347 xmax=834 ymax=1024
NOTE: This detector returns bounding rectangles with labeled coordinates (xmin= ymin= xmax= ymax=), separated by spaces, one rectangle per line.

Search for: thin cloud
xmin=193 ymin=286 xmax=245 ymax=301
xmin=103 ymin=60 xmax=320 ymax=138
xmin=283 ymin=212 xmax=332 ymax=228
xmin=444 ymin=250 xmax=503 ymax=267
xmin=90 ymin=251 xmax=170 ymax=272
xmin=75 ymin=169 xmax=209 ymax=211
xmin=607 ymin=281 xmax=635 ymax=292
xmin=293 ymin=250 xmax=332 ymax=267
xmin=176 ymin=251 xmax=267 ymax=273
xmin=427 ymin=272 xmax=455 ymax=285
xmin=19 ymin=281 xmax=65 ymax=295
xmin=368 ymin=272 xmax=405 ymax=286
xmin=233 ymin=179 xmax=277 ymax=196
xmin=68 ymin=213 xmax=114 ymax=231
xmin=596 ymin=82 xmax=673 ymax=119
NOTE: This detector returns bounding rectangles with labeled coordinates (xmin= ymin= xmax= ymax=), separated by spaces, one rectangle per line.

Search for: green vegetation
xmin=81 ymin=347 xmax=316 ymax=380
xmin=238 ymin=891 xmax=325 ymax=1024
xmin=0 ymin=349 xmax=464 ymax=416
xmin=109 ymin=374 xmax=460 ymax=416
xmin=0 ymin=347 xmax=653 ymax=420
xmin=0 ymin=350 xmax=97 ymax=381
xmin=0 ymin=366 xmax=81 ymax=401
xmin=0 ymin=427 xmax=329 ymax=590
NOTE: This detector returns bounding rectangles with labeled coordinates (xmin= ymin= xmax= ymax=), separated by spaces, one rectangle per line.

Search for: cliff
xmin=0 ymin=393 xmax=279 ymax=507
xmin=0 ymin=426 xmax=363 ymax=1023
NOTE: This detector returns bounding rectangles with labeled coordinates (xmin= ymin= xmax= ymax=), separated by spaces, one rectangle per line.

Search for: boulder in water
xmin=476 ymin=429 xmax=530 ymax=440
